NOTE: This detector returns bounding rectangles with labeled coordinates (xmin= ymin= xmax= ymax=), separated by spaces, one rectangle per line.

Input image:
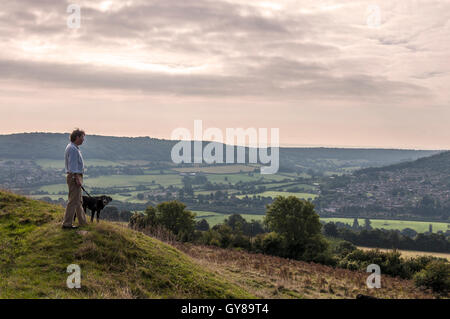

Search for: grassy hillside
xmin=0 ymin=190 xmax=252 ymax=298
xmin=173 ymin=243 xmax=436 ymax=299
xmin=0 ymin=190 xmax=439 ymax=299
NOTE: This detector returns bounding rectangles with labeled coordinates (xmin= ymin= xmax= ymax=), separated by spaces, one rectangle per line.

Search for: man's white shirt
xmin=65 ymin=142 xmax=84 ymax=174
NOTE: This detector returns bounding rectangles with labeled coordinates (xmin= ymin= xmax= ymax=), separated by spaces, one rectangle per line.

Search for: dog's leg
xmin=90 ymin=209 xmax=95 ymax=223
xmin=96 ymin=210 xmax=100 ymax=223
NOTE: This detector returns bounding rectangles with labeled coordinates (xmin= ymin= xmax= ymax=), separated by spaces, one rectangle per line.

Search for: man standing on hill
xmin=62 ymin=129 xmax=88 ymax=229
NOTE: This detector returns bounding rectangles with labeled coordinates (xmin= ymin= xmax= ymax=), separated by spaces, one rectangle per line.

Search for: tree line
xmin=323 ymin=221 xmax=450 ymax=253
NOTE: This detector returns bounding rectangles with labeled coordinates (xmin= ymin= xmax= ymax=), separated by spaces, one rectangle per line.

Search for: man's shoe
xmin=62 ymin=225 xmax=78 ymax=229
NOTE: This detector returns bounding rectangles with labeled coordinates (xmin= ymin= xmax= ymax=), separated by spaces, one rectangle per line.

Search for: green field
xmin=321 ymin=218 xmax=449 ymax=233
xmin=358 ymin=247 xmax=450 ymax=261
xmin=173 ymin=164 xmax=257 ymax=174
xmin=194 ymin=212 xmax=450 ymax=233
xmin=35 ymin=158 xmax=129 ymax=169
xmin=29 ymin=194 xmax=66 ymax=201
xmin=265 ymin=182 xmax=317 ymax=191
xmin=193 ymin=211 xmax=264 ymax=226
xmin=38 ymin=174 xmax=183 ymax=194
xmin=205 ymin=173 xmax=294 ymax=184
xmin=107 ymin=190 xmax=149 ymax=203
xmin=30 ymin=190 xmax=149 ymax=203
xmin=143 ymin=169 xmax=177 ymax=175
xmin=236 ymin=191 xmax=318 ymax=200
xmin=195 ymin=189 xmax=239 ymax=195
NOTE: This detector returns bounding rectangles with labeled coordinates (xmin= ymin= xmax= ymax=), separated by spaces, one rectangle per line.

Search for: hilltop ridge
xmin=0 ymin=189 xmax=252 ymax=298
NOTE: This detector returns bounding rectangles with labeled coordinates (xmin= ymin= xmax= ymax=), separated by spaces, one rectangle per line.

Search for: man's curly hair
xmin=70 ymin=128 xmax=85 ymax=142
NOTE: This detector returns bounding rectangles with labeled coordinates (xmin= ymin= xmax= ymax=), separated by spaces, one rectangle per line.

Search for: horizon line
xmin=0 ymin=131 xmax=446 ymax=152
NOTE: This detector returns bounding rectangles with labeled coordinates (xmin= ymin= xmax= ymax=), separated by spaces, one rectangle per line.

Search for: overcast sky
xmin=0 ymin=0 xmax=449 ymax=149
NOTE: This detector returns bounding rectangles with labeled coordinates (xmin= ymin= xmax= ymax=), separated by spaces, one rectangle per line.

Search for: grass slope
xmin=0 ymin=190 xmax=252 ymax=299
xmin=174 ymin=243 xmax=436 ymax=299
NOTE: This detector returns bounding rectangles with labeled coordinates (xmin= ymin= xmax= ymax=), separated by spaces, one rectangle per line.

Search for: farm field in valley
xmin=38 ymin=174 xmax=183 ymax=193
xmin=173 ymin=164 xmax=257 ymax=174
xmin=35 ymin=158 xmax=147 ymax=169
xmin=321 ymin=218 xmax=449 ymax=233
xmin=236 ymin=191 xmax=318 ymax=200
xmin=195 ymin=213 xmax=450 ymax=233
xmin=357 ymin=247 xmax=450 ymax=261
xmin=193 ymin=211 xmax=265 ymax=226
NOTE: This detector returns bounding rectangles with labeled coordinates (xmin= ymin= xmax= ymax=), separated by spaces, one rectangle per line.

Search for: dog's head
xmin=100 ymin=195 xmax=113 ymax=206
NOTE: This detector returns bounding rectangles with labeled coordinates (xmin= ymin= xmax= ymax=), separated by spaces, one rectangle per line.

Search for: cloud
xmin=0 ymin=56 xmax=430 ymax=102
xmin=0 ymin=0 xmax=448 ymax=148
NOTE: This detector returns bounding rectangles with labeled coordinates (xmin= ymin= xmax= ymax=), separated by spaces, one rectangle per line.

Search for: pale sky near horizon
xmin=0 ymin=0 xmax=449 ymax=149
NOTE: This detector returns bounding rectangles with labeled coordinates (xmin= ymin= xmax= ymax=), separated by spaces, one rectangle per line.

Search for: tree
xmin=364 ymin=218 xmax=372 ymax=230
xmin=352 ymin=218 xmax=360 ymax=230
xmin=224 ymin=214 xmax=246 ymax=232
xmin=155 ymin=201 xmax=196 ymax=240
xmin=245 ymin=220 xmax=266 ymax=237
xmin=401 ymin=228 xmax=417 ymax=238
xmin=211 ymin=224 xmax=234 ymax=248
xmin=264 ymin=196 xmax=326 ymax=260
xmin=196 ymin=219 xmax=210 ymax=231
xmin=324 ymin=222 xmax=339 ymax=237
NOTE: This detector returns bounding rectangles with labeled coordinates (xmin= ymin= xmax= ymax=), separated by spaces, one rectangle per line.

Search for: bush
xmin=260 ymin=232 xmax=286 ymax=256
xmin=333 ymin=241 xmax=357 ymax=257
xmin=301 ymin=235 xmax=329 ymax=262
xmin=403 ymin=256 xmax=438 ymax=276
xmin=338 ymin=249 xmax=410 ymax=278
xmin=414 ymin=260 xmax=450 ymax=294
xmin=129 ymin=201 xmax=196 ymax=242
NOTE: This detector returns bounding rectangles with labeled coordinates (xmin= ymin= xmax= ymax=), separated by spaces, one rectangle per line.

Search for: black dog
xmin=75 ymin=195 xmax=113 ymax=223
xmin=356 ymin=294 xmax=378 ymax=300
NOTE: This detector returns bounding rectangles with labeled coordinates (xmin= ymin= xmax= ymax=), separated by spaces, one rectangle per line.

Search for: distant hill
xmin=0 ymin=132 xmax=441 ymax=173
xmin=316 ymin=151 xmax=450 ymax=221
xmin=0 ymin=132 xmax=175 ymax=162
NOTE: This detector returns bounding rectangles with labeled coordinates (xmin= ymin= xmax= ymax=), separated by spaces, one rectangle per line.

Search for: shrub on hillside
xmin=195 ymin=224 xmax=252 ymax=249
xmin=129 ymin=201 xmax=196 ymax=242
xmin=403 ymin=256 xmax=441 ymax=275
xmin=414 ymin=260 xmax=450 ymax=295
xmin=338 ymin=249 xmax=410 ymax=278
xmin=336 ymin=249 xmax=448 ymax=280
xmin=259 ymin=232 xmax=286 ymax=256
xmin=332 ymin=241 xmax=357 ymax=257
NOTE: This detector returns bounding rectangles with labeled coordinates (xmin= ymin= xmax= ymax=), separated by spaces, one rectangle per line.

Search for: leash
xmin=81 ymin=185 xmax=93 ymax=198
